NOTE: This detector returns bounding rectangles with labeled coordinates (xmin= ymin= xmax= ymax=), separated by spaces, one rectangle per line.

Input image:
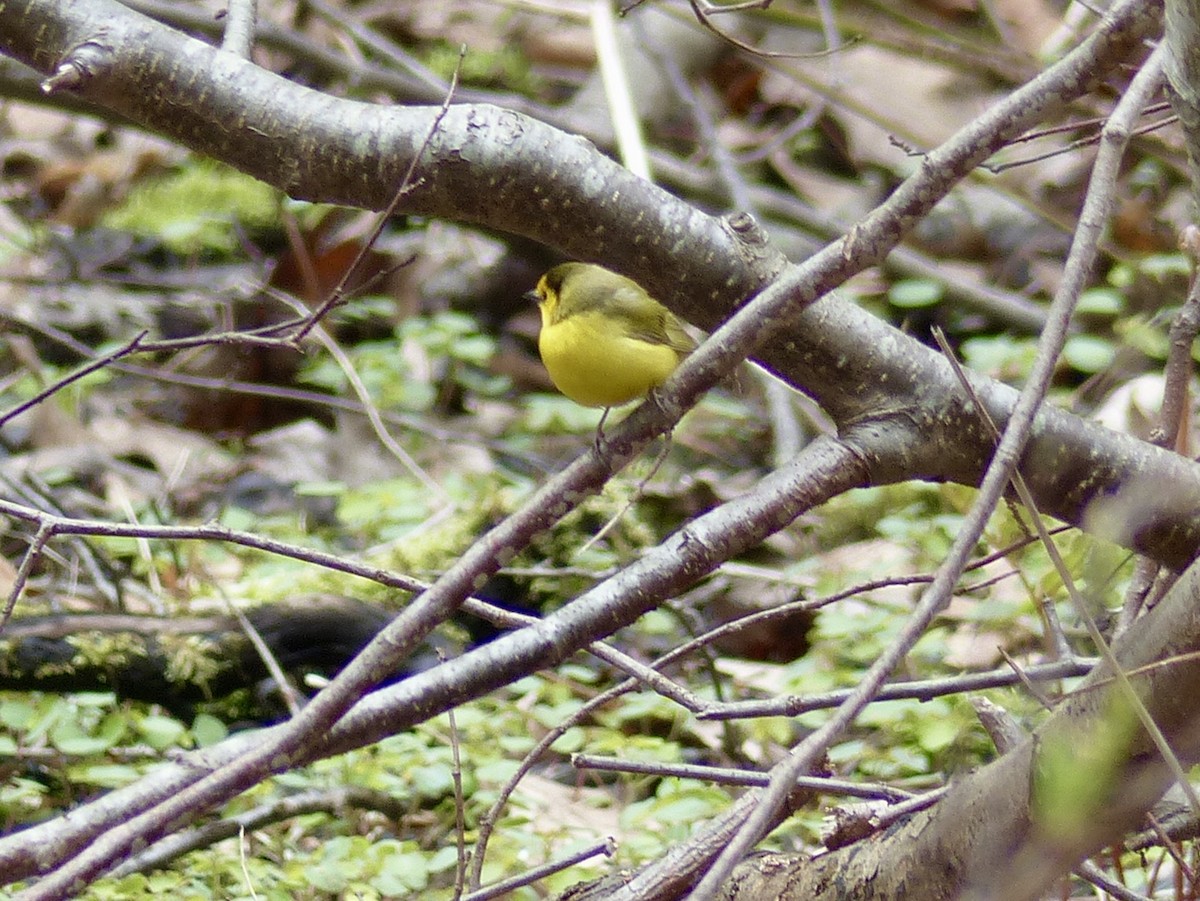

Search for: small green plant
xmin=103 ymin=159 xmax=282 ymax=255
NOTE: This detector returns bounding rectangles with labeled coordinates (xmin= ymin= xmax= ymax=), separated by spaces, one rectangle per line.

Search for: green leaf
xmin=960 ymin=335 xmax=1037 ymax=380
xmin=191 ymin=713 xmax=229 ymax=747
xmin=1063 ymin=334 xmax=1116 ymax=373
xmin=889 ymin=279 xmax=943 ymax=309
xmin=51 ymin=715 xmax=121 ymax=755
xmin=294 ymin=481 xmax=347 ymax=497
xmin=549 ymin=726 xmax=587 ymax=753
xmin=409 ymin=764 xmax=454 ymax=799
xmin=372 ymin=846 xmax=430 ymax=894
xmin=1076 ymin=287 xmax=1124 ymax=315
xmin=1137 ymin=253 xmax=1190 ymax=280
xmin=305 ymin=836 xmax=361 ymax=892
xmin=0 ymin=697 xmax=36 ymax=730
xmin=137 ymin=715 xmax=187 ymax=750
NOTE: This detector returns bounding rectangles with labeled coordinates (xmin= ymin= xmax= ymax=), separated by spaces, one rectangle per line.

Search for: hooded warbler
xmin=530 ymin=263 xmax=696 ymax=410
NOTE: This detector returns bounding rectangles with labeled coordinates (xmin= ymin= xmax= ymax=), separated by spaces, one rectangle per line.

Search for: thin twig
xmin=229 ymin=603 xmax=304 ymax=719
xmin=637 ymin=6 xmax=807 ymax=461
xmin=273 ymin=290 xmax=448 ymax=500
xmin=576 ymin=436 xmax=670 ymax=556
xmin=1118 ymin=225 xmax=1200 ymax=633
xmin=461 ymin=838 xmax=616 ymax=901
xmin=109 ymin=787 xmax=410 ymax=878
xmin=1074 ymin=860 xmax=1154 ymax=901
xmin=294 ymin=47 xmax=465 ymax=341
xmin=446 ymin=650 xmax=469 ymax=901
xmin=0 ymin=497 xmax=426 ymax=592
xmin=0 ymin=521 xmax=54 ymax=635
xmin=932 ymin=326 xmax=1070 ymax=660
xmin=0 ymin=311 xmax=537 ymax=463
xmin=0 ymin=330 xmax=149 ymax=429
xmin=702 ymin=658 xmax=1094 ymax=720
xmin=573 ymin=754 xmax=916 ymax=800
xmin=684 ymin=0 xmax=852 ymax=60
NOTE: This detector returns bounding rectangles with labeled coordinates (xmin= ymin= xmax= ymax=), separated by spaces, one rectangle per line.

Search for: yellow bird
xmin=530 ymin=263 xmax=696 ymax=413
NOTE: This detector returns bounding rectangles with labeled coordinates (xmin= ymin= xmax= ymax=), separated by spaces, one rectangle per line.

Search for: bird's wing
xmin=602 ymin=286 xmax=697 ymax=356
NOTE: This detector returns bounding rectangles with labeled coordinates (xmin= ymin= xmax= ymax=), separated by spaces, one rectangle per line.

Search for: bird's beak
xmin=523 ymin=289 xmax=541 ymax=306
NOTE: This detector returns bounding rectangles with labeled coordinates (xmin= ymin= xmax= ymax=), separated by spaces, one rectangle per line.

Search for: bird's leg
xmin=593 ymin=407 xmax=611 ymax=455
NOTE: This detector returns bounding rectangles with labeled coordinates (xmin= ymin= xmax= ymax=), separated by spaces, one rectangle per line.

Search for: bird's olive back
xmin=554 ymin=265 xmax=643 ymax=319
xmin=540 ymin=263 xmax=695 ymax=356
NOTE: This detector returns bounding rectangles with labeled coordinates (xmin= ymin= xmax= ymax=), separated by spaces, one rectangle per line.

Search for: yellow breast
xmin=538 ymin=310 xmax=683 ymax=408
